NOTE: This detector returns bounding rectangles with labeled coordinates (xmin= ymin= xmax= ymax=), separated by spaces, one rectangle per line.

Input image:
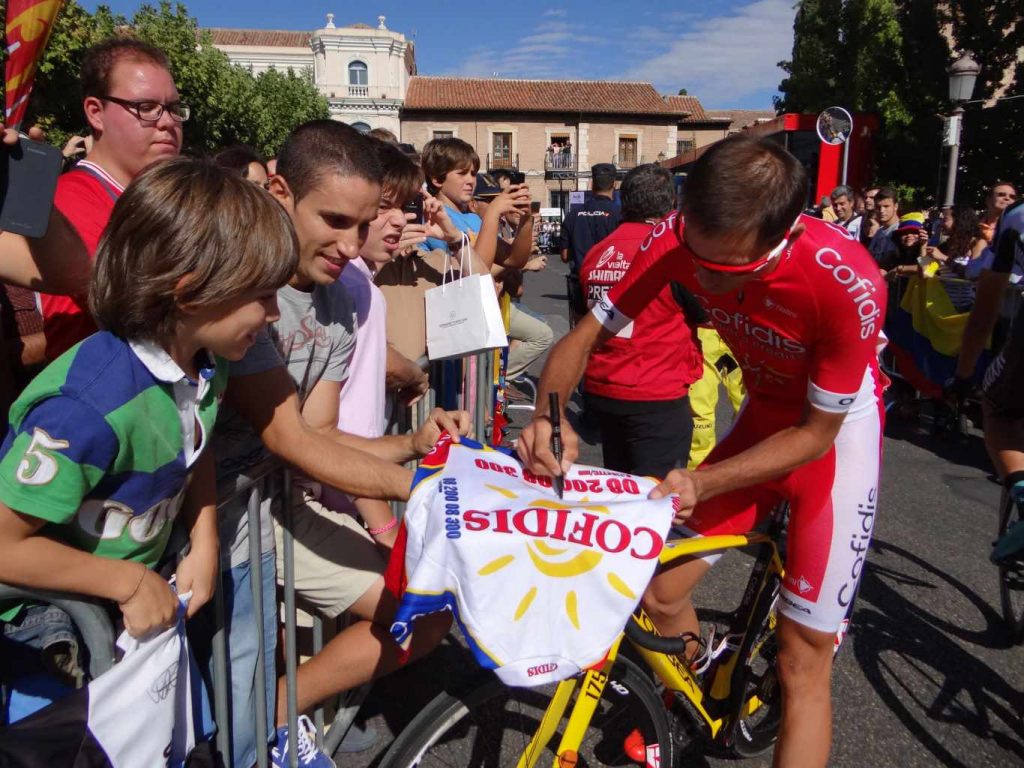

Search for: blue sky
xmin=82 ymin=0 xmax=797 ymax=109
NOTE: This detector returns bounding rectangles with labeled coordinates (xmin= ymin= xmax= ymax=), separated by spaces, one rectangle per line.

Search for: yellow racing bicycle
xmin=381 ymin=503 xmax=793 ymax=767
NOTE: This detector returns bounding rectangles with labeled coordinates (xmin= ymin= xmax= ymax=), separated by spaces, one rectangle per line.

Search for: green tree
xmin=775 ymin=0 xmax=844 ymax=112
xmin=250 ymin=68 xmax=330 ymax=157
xmin=947 ymin=0 xmax=1024 ymax=206
xmin=776 ymin=0 xmax=1022 ymax=205
xmin=12 ymin=0 xmax=328 ymax=156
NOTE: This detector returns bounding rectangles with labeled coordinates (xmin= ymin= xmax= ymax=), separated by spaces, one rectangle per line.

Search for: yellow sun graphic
xmin=476 ymin=487 xmax=635 ymax=630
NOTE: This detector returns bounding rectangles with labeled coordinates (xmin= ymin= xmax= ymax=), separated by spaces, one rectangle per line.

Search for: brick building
xmin=401 ymin=77 xmax=682 ymax=211
xmin=207 ymin=14 xmax=776 ymax=209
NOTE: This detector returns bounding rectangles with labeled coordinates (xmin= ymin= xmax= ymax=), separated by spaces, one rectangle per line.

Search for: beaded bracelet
xmin=368 ymin=517 xmax=399 ymax=536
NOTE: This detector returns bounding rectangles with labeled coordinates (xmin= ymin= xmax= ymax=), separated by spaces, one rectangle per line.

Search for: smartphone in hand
xmin=510 ymin=171 xmax=526 ymax=185
xmin=0 ymin=137 xmax=62 ymax=238
xmin=403 ymin=195 xmax=425 ymax=224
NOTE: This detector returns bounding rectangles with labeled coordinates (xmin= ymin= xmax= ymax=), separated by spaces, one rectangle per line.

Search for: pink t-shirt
xmin=322 ymin=258 xmax=389 ymax=513
xmin=337 ymin=257 xmax=388 ymax=437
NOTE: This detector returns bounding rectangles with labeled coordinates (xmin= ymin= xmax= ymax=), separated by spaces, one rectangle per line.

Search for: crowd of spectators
xmin=546 ymin=139 xmax=573 ymax=169
xmin=0 ymin=31 xmax=1019 ymax=768
xmin=0 ymin=35 xmax=555 ymax=768
xmin=805 ymin=180 xmax=1020 ymax=304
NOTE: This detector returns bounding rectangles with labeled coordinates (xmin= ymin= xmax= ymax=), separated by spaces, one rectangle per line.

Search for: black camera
xmin=509 ymin=171 xmax=526 ymax=185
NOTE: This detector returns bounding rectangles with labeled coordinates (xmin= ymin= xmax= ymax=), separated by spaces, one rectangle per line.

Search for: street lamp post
xmin=943 ymin=52 xmax=981 ymax=208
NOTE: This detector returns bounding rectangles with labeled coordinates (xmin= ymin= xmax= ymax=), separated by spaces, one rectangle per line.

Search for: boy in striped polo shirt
xmin=0 ymin=159 xmax=296 ymax=659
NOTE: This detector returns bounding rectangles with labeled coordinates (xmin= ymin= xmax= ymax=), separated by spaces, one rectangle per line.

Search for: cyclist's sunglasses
xmin=686 ymin=220 xmax=798 ymax=275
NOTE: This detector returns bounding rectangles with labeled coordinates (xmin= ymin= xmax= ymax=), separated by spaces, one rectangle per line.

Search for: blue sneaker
xmin=271 ymin=714 xmax=336 ymax=768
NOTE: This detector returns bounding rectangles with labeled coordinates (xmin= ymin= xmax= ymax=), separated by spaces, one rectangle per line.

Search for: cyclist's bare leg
xmin=982 ymin=402 xmax=1024 ymax=480
xmin=772 ymin=616 xmax=834 ymax=768
xmin=274 ymin=576 xmax=452 ymax=724
xmin=641 ymin=557 xmax=712 ymax=659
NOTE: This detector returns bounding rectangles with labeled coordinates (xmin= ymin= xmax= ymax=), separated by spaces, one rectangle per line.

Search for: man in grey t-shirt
xmin=197 ymin=121 xmax=467 ymax=766
xmin=216 ymin=279 xmax=357 ymax=570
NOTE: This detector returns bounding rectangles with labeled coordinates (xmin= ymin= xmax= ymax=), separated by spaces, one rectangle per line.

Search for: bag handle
xmin=441 ymin=231 xmax=472 ymax=292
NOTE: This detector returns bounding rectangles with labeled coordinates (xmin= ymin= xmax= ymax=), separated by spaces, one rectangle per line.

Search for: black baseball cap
xmin=473 ymin=173 xmax=502 ymax=200
xmin=591 ymin=163 xmax=617 ymax=183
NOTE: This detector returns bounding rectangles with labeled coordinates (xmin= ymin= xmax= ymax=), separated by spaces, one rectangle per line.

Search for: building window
xmin=676 ymin=138 xmax=696 ymax=157
xmin=348 ymin=61 xmax=368 ymax=86
xmin=351 ymin=122 xmax=371 ymax=134
xmin=433 ymin=130 xmax=454 ymax=140
xmin=491 ymin=132 xmax=513 ymax=169
xmin=547 ymin=134 xmax=573 ymax=170
xmin=617 ymin=137 xmax=638 ymax=168
xmin=550 ymin=190 xmax=569 ymax=215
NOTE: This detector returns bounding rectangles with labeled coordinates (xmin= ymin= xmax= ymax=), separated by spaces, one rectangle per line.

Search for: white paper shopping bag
xmin=425 ymin=235 xmax=508 ymax=360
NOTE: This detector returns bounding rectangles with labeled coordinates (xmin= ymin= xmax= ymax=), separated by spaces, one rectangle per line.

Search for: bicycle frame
xmin=514 ymin=530 xmax=785 ymax=768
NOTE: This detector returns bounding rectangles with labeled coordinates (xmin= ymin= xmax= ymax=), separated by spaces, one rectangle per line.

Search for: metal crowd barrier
xmin=214 ymin=349 xmax=500 ymax=767
xmin=0 ymin=349 xmax=502 ymax=768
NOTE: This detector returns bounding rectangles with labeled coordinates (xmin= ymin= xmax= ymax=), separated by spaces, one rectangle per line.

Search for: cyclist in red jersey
xmin=519 ymin=135 xmax=887 ymax=768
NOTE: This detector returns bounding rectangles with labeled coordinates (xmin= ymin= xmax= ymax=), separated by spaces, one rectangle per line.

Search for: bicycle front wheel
xmin=380 ymin=655 xmax=673 ymax=768
xmin=997 ymin=490 xmax=1024 ymax=644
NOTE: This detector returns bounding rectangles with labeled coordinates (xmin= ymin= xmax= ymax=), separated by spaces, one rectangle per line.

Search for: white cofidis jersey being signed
xmin=387 ymin=435 xmax=675 ymax=687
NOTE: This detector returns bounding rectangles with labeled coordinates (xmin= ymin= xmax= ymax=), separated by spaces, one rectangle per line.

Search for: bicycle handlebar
xmin=623 ymin=615 xmax=688 ymax=655
xmin=658 ymin=532 xmax=768 ymax=565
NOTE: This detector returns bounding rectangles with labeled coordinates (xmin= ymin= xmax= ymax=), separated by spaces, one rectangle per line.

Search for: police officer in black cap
xmin=560 ymin=163 xmax=622 ymax=320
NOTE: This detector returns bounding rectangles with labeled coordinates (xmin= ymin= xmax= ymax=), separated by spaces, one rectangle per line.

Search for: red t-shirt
xmin=40 ymin=162 xmax=123 ymax=360
xmin=579 ymin=222 xmax=702 ymax=401
xmin=595 ymin=212 xmax=886 ymax=421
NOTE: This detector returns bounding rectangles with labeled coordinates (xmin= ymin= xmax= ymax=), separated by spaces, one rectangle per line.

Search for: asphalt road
xmin=347 ymin=256 xmax=1023 ymax=768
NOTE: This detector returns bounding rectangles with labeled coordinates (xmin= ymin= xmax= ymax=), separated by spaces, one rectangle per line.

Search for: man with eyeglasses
xmin=39 ymin=38 xmax=186 ymax=360
xmin=519 ymin=135 xmax=887 ymax=768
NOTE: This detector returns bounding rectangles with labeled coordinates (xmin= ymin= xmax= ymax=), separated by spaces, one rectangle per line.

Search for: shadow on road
xmin=540 ymin=292 xmax=569 ymax=302
xmin=359 ymin=637 xmax=481 ymax=739
xmin=852 ymin=538 xmax=1024 ymax=767
xmin=884 ymin=416 xmax=992 ymax=475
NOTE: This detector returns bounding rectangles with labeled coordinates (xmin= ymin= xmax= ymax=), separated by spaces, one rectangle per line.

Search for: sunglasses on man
xmin=684 ymin=220 xmax=798 ymax=275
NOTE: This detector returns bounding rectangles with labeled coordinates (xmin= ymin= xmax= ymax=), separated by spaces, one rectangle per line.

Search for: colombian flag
xmin=884 ymin=275 xmax=987 ymax=399
xmin=5 ymin=0 xmax=63 ymax=126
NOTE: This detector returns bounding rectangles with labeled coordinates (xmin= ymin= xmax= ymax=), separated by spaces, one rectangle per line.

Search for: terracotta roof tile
xmin=665 ymin=94 xmax=703 ymax=119
xmin=404 ymin=77 xmax=677 ymax=116
xmin=707 ymin=109 xmax=778 ymax=129
xmin=664 ymin=95 xmax=733 ymax=123
xmin=207 ymin=28 xmax=311 ymax=48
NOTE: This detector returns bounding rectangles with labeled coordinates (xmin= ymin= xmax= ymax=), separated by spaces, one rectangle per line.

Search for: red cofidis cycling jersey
xmin=592 ymin=212 xmax=888 ymax=633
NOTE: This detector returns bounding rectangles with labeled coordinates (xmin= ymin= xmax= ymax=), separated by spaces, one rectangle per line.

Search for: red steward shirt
xmin=594 ymin=212 xmax=886 ymax=421
xmin=40 ymin=161 xmax=124 ymax=360
xmin=580 ymin=222 xmax=702 ymax=401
